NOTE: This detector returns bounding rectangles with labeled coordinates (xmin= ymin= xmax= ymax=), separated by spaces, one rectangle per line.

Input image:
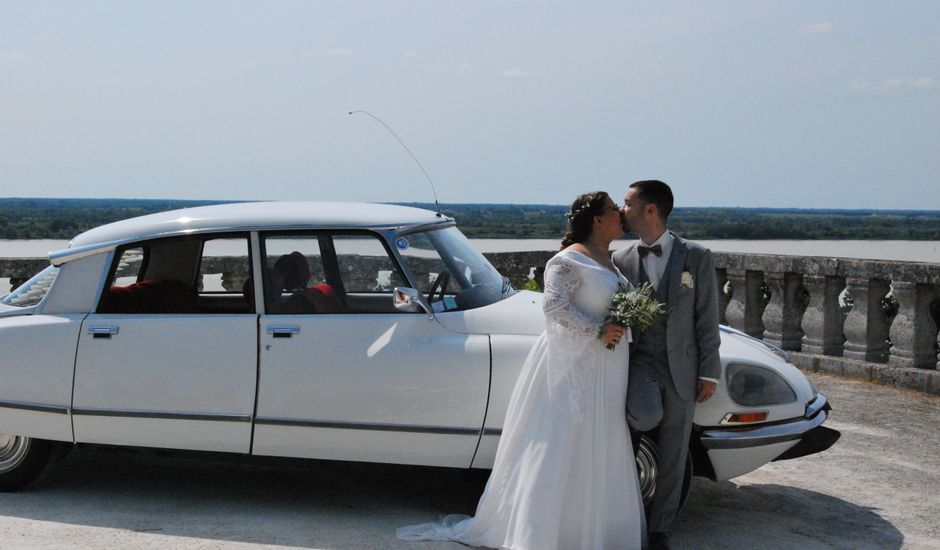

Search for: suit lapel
xmin=667 ymin=232 xmax=687 ymax=308
xmin=624 ymin=244 xmax=641 ymax=285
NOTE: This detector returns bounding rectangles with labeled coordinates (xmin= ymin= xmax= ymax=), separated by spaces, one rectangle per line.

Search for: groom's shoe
xmin=648 ymin=532 xmax=670 ymax=550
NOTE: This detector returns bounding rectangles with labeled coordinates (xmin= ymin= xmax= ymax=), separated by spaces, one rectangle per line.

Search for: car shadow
xmin=3 ymin=445 xmax=484 ymax=549
xmin=675 ymin=477 xmax=904 ymax=549
xmin=1 ymin=446 xmax=904 ymax=549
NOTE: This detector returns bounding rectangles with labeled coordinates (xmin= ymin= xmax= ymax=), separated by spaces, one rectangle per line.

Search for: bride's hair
xmin=560 ymin=191 xmax=611 ymax=250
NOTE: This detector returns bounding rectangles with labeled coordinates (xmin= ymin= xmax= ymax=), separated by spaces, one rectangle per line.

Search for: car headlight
xmin=726 ymin=363 xmax=797 ymax=406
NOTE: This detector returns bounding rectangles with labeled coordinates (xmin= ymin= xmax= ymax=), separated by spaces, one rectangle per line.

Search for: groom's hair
xmin=630 ymin=180 xmax=673 ymax=222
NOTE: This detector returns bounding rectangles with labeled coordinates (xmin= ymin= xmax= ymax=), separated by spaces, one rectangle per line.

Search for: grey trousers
xmin=626 ymin=358 xmax=695 ymax=535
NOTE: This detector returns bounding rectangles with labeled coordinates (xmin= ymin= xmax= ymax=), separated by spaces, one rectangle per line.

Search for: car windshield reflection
xmin=395 ymin=226 xmax=512 ymax=312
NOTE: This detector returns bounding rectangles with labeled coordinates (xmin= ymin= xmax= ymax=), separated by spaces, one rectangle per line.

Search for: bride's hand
xmin=599 ymin=323 xmax=625 ymax=346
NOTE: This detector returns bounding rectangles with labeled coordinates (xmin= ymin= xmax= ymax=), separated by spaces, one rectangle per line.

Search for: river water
xmin=7 ymin=239 xmax=938 ymax=263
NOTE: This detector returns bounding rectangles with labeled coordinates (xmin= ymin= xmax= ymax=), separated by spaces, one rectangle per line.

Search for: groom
xmin=613 ymin=180 xmax=721 ymax=550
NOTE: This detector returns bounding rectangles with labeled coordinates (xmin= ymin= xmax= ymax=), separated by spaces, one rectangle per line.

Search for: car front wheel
xmin=634 ymin=433 xmax=692 ymax=511
xmin=0 ymin=434 xmax=52 ymax=491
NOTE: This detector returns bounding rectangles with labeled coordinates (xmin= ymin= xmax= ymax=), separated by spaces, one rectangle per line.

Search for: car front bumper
xmin=695 ymin=393 xmax=841 ymax=481
xmin=699 ymin=393 xmax=837 ymax=450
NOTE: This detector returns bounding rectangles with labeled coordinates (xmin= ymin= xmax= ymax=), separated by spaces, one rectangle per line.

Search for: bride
xmin=397 ymin=191 xmax=644 ymax=550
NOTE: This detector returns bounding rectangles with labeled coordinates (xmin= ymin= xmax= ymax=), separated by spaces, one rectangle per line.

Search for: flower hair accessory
xmin=566 ymin=193 xmax=598 ymax=221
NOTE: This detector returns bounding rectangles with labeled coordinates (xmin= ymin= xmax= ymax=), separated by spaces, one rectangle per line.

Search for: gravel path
xmin=0 ymin=372 xmax=937 ymax=549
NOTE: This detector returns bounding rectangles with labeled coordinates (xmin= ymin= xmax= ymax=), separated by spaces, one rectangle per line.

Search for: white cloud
xmin=500 ymin=68 xmax=535 ymax=78
xmin=421 ymin=63 xmax=448 ymax=72
xmin=323 ymin=48 xmax=354 ymax=56
xmin=800 ymin=22 xmax=832 ymax=35
xmin=0 ymin=50 xmax=28 ymax=64
xmin=402 ymin=51 xmax=417 ymax=59
xmin=849 ymin=77 xmax=937 ymax=95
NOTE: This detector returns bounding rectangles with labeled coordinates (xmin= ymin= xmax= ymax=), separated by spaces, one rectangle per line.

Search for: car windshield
xmin=1 ymin=265 xmax=60 ymax=308
xmin=394 ymin=226 xmax=513 ymax=311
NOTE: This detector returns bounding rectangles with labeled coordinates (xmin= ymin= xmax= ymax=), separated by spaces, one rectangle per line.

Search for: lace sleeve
xmin=542 ymin=256 xmax=602 ymax=340
xmin=541 ymin=254 xmax=611 ymax=422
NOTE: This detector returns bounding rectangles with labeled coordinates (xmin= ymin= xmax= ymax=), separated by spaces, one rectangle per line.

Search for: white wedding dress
xmin=397 ymin=249 xmax=644 ymax=550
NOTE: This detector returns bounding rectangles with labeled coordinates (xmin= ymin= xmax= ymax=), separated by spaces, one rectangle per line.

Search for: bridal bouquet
xmin=603 ymin=282 xmax=666 ymax=351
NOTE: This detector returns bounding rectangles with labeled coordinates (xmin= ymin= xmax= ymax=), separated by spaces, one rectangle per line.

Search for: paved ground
xmin=1 ymin=372 xmax=938 ymax=549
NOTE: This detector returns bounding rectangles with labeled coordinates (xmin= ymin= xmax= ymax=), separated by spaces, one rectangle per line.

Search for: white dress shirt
xmin=639 ymin=231 xmax=673 ymax=290
xmin=639 ymin=230 xmax=717 ymax=386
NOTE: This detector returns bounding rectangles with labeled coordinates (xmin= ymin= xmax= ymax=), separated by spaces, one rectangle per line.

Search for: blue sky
xmin=1 ymin=1 xmax=938 ymax=208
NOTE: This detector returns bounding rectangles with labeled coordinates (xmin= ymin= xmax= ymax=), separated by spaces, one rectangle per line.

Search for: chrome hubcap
xmin=634 ymin=435 xmax=658 ymax=507
xmin=0 ymin=434 xmax=29 ymax=474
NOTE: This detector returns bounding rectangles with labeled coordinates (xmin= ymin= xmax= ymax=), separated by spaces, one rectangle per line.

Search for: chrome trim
xmin=71 ymin=408 xmax=252 ymax=423
xmin=86 ymin=325 xmax=119 ymax=335
xmin=254 ymin=417 xmax=480 ymax=436
xmin=0 ymin=399 xmax=70 ymax=415
xmin=390 ymin=219 xmax=458 ymax=239
xmin=805 ymin=393 xmax=828 ymax=418
xmin=700 ymin=409 xmax=828 ymax=450
xmin=266 ymin=325 xmax=300 ymax=335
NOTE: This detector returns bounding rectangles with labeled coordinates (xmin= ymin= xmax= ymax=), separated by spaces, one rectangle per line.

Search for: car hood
xmin=0 ymin=303 xmax=25 ymax=316
xmin=434 ymin=290 xmax=546 ymax=335
xmin=718 ymin=327 xmax=788 ymax=365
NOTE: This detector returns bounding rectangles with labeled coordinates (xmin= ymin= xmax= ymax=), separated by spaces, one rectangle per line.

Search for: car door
xmin=72 ymin=235 xmax=258 ymax=453
xmin=252 ymin=232 xmax=489 ymax=467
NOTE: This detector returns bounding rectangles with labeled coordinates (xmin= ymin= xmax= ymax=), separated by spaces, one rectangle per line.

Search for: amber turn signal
xmin=721 ymin=411 xmax=769 ymax=424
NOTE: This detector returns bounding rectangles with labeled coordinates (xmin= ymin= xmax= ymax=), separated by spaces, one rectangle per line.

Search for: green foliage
xmin=0 ymin=198 xmax=237 ymax=239
xmin=522 ymin=278 xmax=541 ymax=292
xmin=0 ymin=198 xmax=939 ymax=240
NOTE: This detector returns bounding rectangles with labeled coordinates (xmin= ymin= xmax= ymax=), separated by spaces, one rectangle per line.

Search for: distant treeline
xmin=1 ymin=198 xmax=939 ymax=240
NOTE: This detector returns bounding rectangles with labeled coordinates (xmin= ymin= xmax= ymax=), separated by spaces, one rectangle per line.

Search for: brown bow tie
xmin=638 ymin=244 xmax=663 ymax=258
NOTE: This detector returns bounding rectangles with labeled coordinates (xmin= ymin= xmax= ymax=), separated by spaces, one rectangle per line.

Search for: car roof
xmin=53 ymin=201 xmax=449 ymax=265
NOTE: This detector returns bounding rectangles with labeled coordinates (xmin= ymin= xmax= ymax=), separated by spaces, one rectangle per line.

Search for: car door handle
xmin=87 ymin=325 xmax=120 ymax=339
xmin=266 ymin=325 xmax=300 ymax=338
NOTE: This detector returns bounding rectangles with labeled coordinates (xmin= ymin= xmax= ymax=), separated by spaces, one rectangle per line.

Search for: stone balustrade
xmin=4 ymin=250 xmax=939 ymax=393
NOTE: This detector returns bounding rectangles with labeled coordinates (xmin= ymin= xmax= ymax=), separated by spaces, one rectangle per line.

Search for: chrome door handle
xmin=266 ymin=325 xmax=300 ymax=338
xmin=87 ymin=325 xmax=119 ymax=339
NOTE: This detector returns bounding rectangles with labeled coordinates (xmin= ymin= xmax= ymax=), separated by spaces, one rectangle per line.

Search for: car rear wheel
xmin=634 ymin=433 xmax=693 ymax=512
xmin=0 ymin=434 xmax=52 ymax=491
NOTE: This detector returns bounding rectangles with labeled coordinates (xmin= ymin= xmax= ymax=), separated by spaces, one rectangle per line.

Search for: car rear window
xmin=0 ymin=265 xmax=60 ymax=308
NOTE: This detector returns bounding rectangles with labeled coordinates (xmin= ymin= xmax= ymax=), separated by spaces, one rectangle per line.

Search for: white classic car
xmin=0 ymin=202 xmax=838 ymax=504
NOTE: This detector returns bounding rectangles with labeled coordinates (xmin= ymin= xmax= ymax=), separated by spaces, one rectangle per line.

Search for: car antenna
xmin=348 ymin=110 xmax=442 ymax=217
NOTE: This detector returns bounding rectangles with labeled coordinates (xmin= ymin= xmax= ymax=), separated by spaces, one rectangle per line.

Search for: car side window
xmin=261 ymin=232 xmax=409 ymax=314
xmin=332 ymin=234 xmax=409 ymax=313
xmin=196 ymin=237 xmax=253 ymax=313
xmin=261 ymin=236 xmax=339 ymax=314
xmin=98 ymin=235 xmax=253 ymax=314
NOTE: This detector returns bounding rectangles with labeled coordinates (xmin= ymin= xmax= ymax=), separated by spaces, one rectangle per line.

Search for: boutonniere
xmin=680 ymin=271 xmax=694 ymax=289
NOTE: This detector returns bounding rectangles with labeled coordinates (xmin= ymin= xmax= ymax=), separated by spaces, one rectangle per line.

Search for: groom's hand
xmin=696 ymin=379 xmax=717 ymax=403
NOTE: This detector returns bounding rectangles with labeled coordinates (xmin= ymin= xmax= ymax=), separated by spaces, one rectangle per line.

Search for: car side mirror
xmin=393 ymin=287 xmax=431 ymax=315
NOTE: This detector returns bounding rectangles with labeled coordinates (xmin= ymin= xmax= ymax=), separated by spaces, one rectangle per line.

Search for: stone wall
xmin=4 ymin=251 xmax=939 ymax=394
xmin=482 ymin=250 xmax=940 ymax=394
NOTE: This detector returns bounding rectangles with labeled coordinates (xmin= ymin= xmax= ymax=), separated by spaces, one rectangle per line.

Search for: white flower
xmin=680 ymin=271 xmax=694 ymax=289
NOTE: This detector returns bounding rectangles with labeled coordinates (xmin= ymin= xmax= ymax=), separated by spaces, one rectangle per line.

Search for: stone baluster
xmin=725 ymin=269 xmax=765 ymax=338
xmin=222 ymin=271 xmax=248 ymax=292
xmin=801 ymin=275 xmax=846 ymax=356
xmin=724 ymin=269 xmax=745 ymax=332
xmin=843 ymin=278 xmax=891 ymax=362
xmin=762 ymin=272 xmax=804 ymax=351
xmin=716 ymin=268 xmax=730 ymax=326
xmin=889 ymin=282 xmax=938 ymax=369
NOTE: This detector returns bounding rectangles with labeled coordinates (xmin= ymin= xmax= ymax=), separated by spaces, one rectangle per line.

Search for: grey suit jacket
xmin=612 ymin=232 xmax=721 ymax=401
